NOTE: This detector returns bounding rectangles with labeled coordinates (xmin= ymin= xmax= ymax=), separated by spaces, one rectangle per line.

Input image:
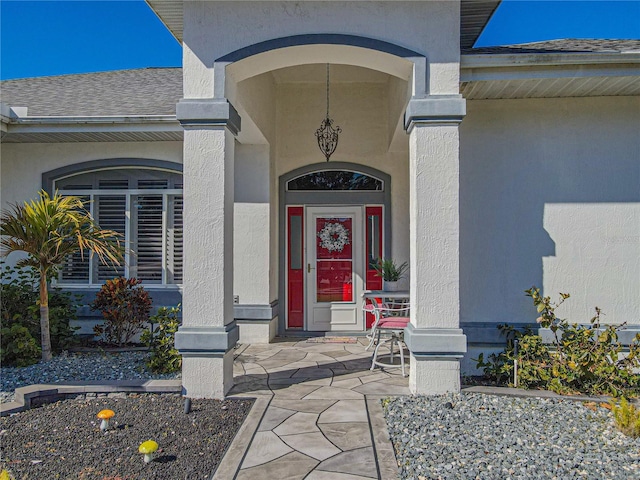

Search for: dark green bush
xmin=141 ymin=306 xmax=182 ymax=373
xmin=91 ymin=277 xmax=152 ymax=346
xmin=0 ymin=264 xmax=79 ymax=358
xmin=476 ymin=287 xmax=640 ymax=398
xmin=1 ymin=324 xmax=41 ymax=367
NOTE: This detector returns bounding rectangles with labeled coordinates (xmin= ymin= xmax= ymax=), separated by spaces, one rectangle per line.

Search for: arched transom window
xmin=286 ymin=170 xmax=383 ymax=191
xmin=54 ymin=168 xmax=183 ymax=286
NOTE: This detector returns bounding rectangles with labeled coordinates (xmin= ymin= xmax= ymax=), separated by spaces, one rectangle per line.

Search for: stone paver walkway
xmin=216 ymin=337 xmax=409 ymax=480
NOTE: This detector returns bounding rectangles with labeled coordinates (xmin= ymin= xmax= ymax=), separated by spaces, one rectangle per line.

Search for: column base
xmin=181 ymin=351 xmax=234 ymax=399
xmin=409 ymin=354 xmax=461 ymax=395
xmin=175 ymin=322 xmax=238 ymax=399
xmin=404 ymin=324 xmax=466 ymax=395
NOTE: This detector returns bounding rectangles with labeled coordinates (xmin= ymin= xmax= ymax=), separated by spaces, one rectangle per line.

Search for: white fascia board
xmin=461 ymin=52 xmax=640 ymax=68
xmin=6 ymin=115 xmax=181 ymax=134
xmin=461 ymin=53 xmax=640 ymax=83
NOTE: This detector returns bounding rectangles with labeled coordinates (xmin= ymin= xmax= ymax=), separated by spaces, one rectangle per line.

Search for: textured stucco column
xmin=404 ymin=96 xmax=467 ymax=395
xmin=174 ymin=99 xmax=241 ymax=399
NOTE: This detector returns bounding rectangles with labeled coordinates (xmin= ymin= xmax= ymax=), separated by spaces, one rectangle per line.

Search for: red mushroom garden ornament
xmin=97 ymin=409 xmax=115 ymax=431
xmin=139 ymin=440 xmax=159 ymax=463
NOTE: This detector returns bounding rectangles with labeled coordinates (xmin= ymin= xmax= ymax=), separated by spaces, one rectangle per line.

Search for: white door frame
xmin=305 ymin=205 xmax=364 ymax=332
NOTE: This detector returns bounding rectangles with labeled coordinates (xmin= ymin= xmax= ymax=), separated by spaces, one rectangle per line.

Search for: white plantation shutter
xmin=132 ymin=194 xmax=164 ymax=282
xmin=95 ymin=194 xmax=126 ymax=280
xmin=60 ymin=252 xmax=90 ymax=282
xmin=59 ymin=195 xmax=91 ymax=283
xmin=167 ymin=195 xmax=184 ymax=284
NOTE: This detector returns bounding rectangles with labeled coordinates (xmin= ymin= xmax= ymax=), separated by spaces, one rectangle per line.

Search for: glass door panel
xmin=315 ymin=217 xmax=353 ymax=303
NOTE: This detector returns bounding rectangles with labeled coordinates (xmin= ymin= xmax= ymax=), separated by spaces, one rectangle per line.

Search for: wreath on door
xmin=318 ymin=222 xmax=350 ymax=252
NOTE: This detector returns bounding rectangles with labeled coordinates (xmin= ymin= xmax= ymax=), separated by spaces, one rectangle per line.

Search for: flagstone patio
xmin=219 ymin=337 xmax=409 ymax=479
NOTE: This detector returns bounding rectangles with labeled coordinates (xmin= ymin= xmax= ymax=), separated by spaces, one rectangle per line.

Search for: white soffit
xmin=145 ymin=0 xmax=183 ymax=44
xmin=1 ymin=116 xmax=183 ymax=143
xmin=270 ymin=63 xmax=391 ymax=84
xmin=460 ymin=53 xmax=640 ymax=99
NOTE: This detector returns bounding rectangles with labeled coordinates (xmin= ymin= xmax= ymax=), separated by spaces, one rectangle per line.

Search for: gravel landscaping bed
xmin=384 ymin=393 xmax=640 ymax=480
xmin=0 ymin=393 xmax=253 ymax=479
xmin=1 ymin=351 xmax=180 ymax=403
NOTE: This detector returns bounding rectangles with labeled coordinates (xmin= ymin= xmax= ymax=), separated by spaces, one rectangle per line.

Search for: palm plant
xmin=0 ymin=191 xmax=123 ymax=361
xmin=372 ymin=258 xmax=409 ymax=281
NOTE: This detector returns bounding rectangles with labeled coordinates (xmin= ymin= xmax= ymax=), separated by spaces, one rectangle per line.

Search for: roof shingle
xmin=0 ymin=68 xmax=182 ymax=117
xmin=464 ymin=38 xmax=640 ymax=55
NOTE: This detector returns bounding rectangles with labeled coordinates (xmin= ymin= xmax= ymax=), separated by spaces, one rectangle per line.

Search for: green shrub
xmin=611 ymin=397 xmax=640 ymax=437
xmin=476 ymin=287 xmax=640 ymax=397
xmin=0 ymin=264 xmax=79 ymax=354
xmin=1 ymin=324 xmax=41 ymax=367
xmin=474 ymin=324 xmax=547 ymax=387
xmin=141 ymin=306 xmax=182 ymax=373
xmin=91 ymin=277 xmax=152 ymax=346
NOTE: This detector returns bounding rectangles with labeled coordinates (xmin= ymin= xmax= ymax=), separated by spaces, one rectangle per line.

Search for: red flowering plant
xmin=91 ymin=277 xmax=151 ymax=346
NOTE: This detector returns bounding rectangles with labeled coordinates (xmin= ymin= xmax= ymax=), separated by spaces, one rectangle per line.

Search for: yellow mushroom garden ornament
xmin=139 ymin=440 xmax=159 ymax=463
xmin=97 ymin=409 xmax=115 ymax=431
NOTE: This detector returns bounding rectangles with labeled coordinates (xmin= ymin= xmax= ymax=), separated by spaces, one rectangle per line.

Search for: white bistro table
xmin=361 ymin=290 xmax=411 ymax=328
xmin=362 ymin=290 xmax=411 ymax=375
xmin=362 ymin=290 xmax=410 ymax=301
xmin=361 ymin=290 xmax=410 ymax=340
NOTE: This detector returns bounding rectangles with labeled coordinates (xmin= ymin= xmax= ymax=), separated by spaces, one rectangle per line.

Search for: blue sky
xmin=1 ymin=0 xmax=639 ymax=80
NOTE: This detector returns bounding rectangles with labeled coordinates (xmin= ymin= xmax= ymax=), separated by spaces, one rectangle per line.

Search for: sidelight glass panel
xmin=290 ymin=215 xmax=302 ymax=270
xmin=367 ymin=214 xmax=380 ymax=268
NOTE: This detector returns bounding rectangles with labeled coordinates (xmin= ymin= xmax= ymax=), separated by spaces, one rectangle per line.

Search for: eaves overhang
xmin=1 ymin=115 xmax=183 ymax=143
xmin=460 ymin=52 xmax=640 ymax=99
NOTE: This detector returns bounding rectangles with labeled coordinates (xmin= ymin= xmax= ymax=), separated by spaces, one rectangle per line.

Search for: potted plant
xmin=372 ymin=258 xmax=408 ymax=291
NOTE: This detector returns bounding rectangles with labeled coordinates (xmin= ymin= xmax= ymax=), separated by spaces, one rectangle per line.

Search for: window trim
xmin=42 ymin=159 xmax=183 ymax=195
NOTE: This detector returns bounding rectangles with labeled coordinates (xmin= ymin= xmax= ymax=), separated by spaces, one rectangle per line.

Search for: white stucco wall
xmin=234 ymin=143 xmax=272 ymax=305
xmin=182 ymin=0 xmax=460 ymax=98
xmin=0 ymin=141 xmax=183 ymax=209
xmin=460 ymin=96 xmax=640 ymax=327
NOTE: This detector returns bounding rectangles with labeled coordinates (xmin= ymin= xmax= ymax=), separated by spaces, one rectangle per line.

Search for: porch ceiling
xmin=270 ymin=64 xmax=390 ymax=84
xmin=145 ymin=0 xmax=501 ymax=50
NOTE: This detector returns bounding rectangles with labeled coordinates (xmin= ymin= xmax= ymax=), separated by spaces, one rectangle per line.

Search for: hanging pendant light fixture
xmin=315 ymin=64 xmax=341 ymax=161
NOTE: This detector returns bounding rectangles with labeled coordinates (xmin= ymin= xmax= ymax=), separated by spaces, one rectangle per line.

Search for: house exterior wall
xmin=459 ymin=95 xmax=640 ymax=372
xmin=182 ymin=1 xmax=461 ymax=98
